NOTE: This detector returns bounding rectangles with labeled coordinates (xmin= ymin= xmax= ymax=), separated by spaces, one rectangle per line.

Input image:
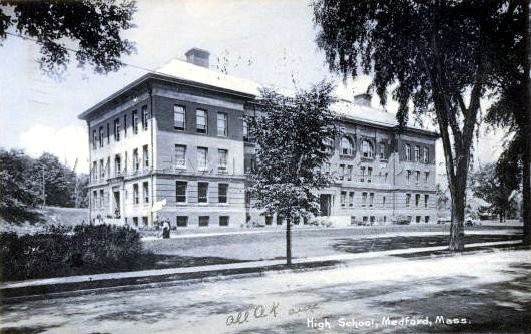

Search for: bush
xmin=0 ymin=224 xmax=143 ymax=281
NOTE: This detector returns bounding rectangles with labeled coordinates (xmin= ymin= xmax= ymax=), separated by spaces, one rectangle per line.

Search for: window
xmin=339 ymin=164 xmax=345 ymax=180
xmin=114 ymin=154 xmax=121 ymax=176
xmin=379 ymin=142 xmax=386 ymax=159
xmin=322 ymin=138 xmax=334 ymax=155
xmin=92 ymin=161 xmax=97 ymax=181
xmin=141 ymin=105 xmax=149 ymax=130
xmin=323 ymin=162 xmax=331 ymax=175
xmin=218 ymin=183 xmax=228 ymax=203
xmin=416 ymin=171 xmax=420 ymax=185
xmin=143 ymin=145 xmax=149 ymax=168
xmin=143 ymin=182 xmax=149 ymax=203
xmin=347 ymin=165 xmax=353 ymax=181
xmin=123 ymin=114 xmax=128 ymax=137
xmin=133 ymin=217 xmax=138 ymax=226
xmin=92 ymin=191 xmax=97 ymax=208
xmin=114 ymin=118 xmax=120 ymax=141
xmin=174 ymin=105 xmax=185 ymax=130
xmin=360 ymin=166 xmax=366 ymax=182
xmin=99 ymin=159 xmax=105 ymax=178
xmin=367 ymin=167 xmax=373 ymax=183
xmin=384 ymin=172 xmax=389 ymax=183
xmin=217 ymin=112 xmax=227 ymax=136
xmin=361 ymin=140 xmax=374 ymax=158
xmin=414 ymin=145 xmax=420 ymax=162
xmin=425 ymin=195 xmax=429 ymax=208
xmin=106 ymin=157 xmax=110 ymax=177
xmin=340 ymin=136 xmax=354 ymax=155
xmin=405 ymin=144 xmax=411 ymax=161
xmin=218 ymin=149 xmax=228 ymax=173
xmin=99 ymin=189 xmax=104 ymax=208
xmin=198 ymin=216 xmax=209 ymax=227
xmin=176 ymin=216 xmax=188 ymax=227
xmin=277 ymin=215 xmax=283 ymax=225
xmin=196 ymin=109 xmax=207 ymax=133
xmin=124 ymin=152 xmax=128 ymax=173
xmin=99 ymin=126 xmax=104 ymax=147
xmin=416 ymin=216 xmax=421 ymax=223
xmin=415 ymin=194 xmax=420 ymax=207
xmin=362 ymin=192 xmax=367 ymax=207
xmin=92 ymin=130 xmax=97 ymax=149
xmin=406 ymin=170 xmax=411 ymax=184
xmin=382 ymin=196 xmax=386 ymax=207
xmin=349 ymin=192 xmax=355 ymax=207
xmin=198 ymin=182 xmax=208 ymax=203
xmin=341 ymin=191 xmax=347 ymax=207
xmin=425 ymin=172 xmax=430 ymax=185
xmin=265 ymin=215 xmax=273 ymax=225
xmin=175 ymin=181 xmax=187 ymax=203
xmin=219 ymin=216 xmax=229 ymax=227
xmin=406 ymin=194 xmax=411 ymax=207
xmin=242 ymin=120 xmax=248 ymax=140
xmin=197 ymin=147 xmax=208 ymax=171
xmin=423 ymin=147 xmax=429 ymax=163
xmin=369 ymin=193 xmax=374 ymax=207
xmin=133 ymin=184 xmax=139 ymax=204
xmin=425 ymin=216 xmax=430 ymax=223
xmin=133 ymin=149 xmax=139 ymax=172
xmin=370 ymin=216 xmax=376 ymax=224
xmin=174 ymin=145 xmax=186 ymax=169
xmin=132 ymin=110 xmax=139 ymax=134
xmin=107 ymin=123 xmax=110 ymax=144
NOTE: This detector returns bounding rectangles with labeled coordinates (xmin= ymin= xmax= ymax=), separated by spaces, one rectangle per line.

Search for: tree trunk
xmin=449 ymin=175 xmax=466 ymax=251
xmin=286 ymin=217 xmax=292 ymax=265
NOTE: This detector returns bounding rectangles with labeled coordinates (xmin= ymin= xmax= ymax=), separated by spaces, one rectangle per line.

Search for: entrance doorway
xmin=320 ymin=194 xmax=332 ymax=216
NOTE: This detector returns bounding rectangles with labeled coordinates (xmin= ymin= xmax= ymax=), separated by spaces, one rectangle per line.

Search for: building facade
xmin=79 ymin=48 xmax=438 ymax=228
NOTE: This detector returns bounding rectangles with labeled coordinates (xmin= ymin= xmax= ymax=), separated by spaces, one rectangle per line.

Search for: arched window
xmin=405 ymin=144 xmax=411 ymax=161
xmin=361 ymin=140 xmax=374 ymax=158
xmin=340 ymin=136 xmax=354 ymax=155
xmin=423 ymin=147 xmax=429 ymax=163
xmin=322 ymin=137 xmax=334 ymax=155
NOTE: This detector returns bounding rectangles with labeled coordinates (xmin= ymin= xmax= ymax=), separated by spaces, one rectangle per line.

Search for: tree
xmin=484 ymin=2 xmax=530 ymax=243
xmin=470 ymin=163 xmax=520 ymax=222
xmin=313 ymin=0 xmax=527 ymax=251
xmin=33 ymin=153 xmax=77 ymax=207
xmin=247 ymin=82 xmax=340 ymax=265
xmin=0 ymin=0 xmax=136 ymax=74
xmin=0 ymin=149 xmax=41 ymax=223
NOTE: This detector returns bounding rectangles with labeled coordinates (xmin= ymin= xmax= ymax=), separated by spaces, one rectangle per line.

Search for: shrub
xmin=0 ymin=224 xmax=144 ymax=281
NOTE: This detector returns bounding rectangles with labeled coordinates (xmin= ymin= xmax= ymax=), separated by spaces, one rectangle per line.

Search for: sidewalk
xmin=1 ymin=239 xmax=522 ymax=295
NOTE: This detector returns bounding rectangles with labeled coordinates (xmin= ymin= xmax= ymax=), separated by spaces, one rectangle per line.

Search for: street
xmin=1 ymin=249 xmax=529 ymax=333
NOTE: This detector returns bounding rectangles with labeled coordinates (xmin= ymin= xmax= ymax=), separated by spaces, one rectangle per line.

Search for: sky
xmin=0 ymin=0 xmax=505 ymax=178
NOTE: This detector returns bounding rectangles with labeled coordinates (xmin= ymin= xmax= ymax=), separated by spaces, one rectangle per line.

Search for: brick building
xmin=79 ymin=48 xmax=438 ymax=228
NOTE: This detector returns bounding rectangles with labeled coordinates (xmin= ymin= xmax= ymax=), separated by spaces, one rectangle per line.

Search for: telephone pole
xmin=42 ymin=164 xmax=46 ymax=208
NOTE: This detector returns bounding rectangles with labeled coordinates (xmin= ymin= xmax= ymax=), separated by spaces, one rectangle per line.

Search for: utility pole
xmin=42 ymin=164 xmax=46 ymax=208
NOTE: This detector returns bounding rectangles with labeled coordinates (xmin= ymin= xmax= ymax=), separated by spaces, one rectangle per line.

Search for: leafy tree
xmin=470 ymin=163 xmax=520 ymax=222
xmin=313 ymin=0 xmax=527 ymax=251
xmin=0 ymin=0 xmax=136 ymax=74
xmin=0 ymin=149 xmax=41 ymax=223
xmin=33 ymin=153 xmax=77 ymax=207
xmin=484 ymin=1 xmax=530 ymax=242
xmin=247 ymin=82 xmax=339 ymax=265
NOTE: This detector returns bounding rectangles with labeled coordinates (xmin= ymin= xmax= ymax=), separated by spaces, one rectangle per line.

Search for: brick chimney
xmin=185 ymin=48 xmax=210 ymax=68
xmin=353 ymin=93 xmax=371 ymax=106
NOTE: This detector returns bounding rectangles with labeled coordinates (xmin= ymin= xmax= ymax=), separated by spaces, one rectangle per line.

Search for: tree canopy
xmin=0 ymin=0 xmax=136 ymax=74
xmin=313 ymin=0 xmax=528 ymax=250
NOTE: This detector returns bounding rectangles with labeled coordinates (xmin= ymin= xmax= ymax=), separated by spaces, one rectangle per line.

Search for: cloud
xmin=18 ymin=125 xmax=89 ymax=173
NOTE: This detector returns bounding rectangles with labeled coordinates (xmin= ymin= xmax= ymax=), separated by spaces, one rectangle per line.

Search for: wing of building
xmin=78 ymin=48 xmax=438 ymax=228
